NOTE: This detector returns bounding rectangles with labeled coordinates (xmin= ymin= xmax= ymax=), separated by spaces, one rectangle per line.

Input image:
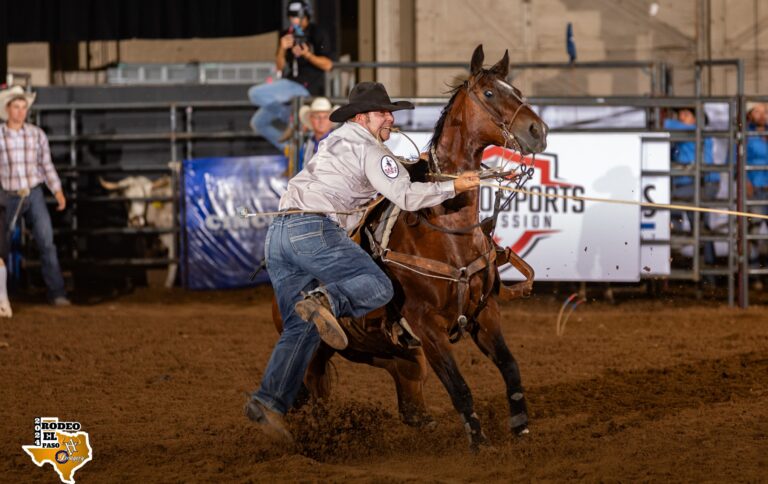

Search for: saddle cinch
xmin=346 ymin=196 xmax=534 ymax=347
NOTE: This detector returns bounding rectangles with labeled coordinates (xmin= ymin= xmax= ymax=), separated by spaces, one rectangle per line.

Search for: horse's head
xmin=463 ymin=44 xmax=547 ymax=155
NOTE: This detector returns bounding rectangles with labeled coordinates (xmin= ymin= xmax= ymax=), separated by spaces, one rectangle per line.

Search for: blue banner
xmin=182 ymin=155 xmax=287 ymax=289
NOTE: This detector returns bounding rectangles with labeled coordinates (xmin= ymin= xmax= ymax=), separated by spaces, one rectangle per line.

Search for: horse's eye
xmin=484 ymin=90 xmax=493 ymax=98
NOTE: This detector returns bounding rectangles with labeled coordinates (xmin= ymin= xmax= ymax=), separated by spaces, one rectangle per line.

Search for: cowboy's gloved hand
xmin=453 ymin=171 xmax=481 ymax=193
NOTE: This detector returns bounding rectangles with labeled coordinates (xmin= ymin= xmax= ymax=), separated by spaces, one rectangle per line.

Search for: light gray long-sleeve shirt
xmin=279 ymin=121 xmax=455 ymax=231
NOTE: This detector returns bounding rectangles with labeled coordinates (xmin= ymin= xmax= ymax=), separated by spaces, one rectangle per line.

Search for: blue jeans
xmin=252 ymin=213 xmax=393 ymax=414
xmin=4 ymin=185 xmax=66 ymax=300
xmin=248 ymin=79 xmax=310 ymax=152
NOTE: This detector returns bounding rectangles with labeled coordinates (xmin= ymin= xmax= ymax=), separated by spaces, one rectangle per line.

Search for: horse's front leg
xmin=471 ymin=297 xmax=529 ymax=436
xmin=373 ymin=351 xmax=434 ymax=428
xmin=410 ymin=311 xmax=490 ymax=451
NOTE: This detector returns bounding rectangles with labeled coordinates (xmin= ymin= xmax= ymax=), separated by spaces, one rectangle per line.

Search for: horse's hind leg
xmin=472 ymin=299 xmax=529 ymax=436
xmin=411 ymin=312 xmax=490 ymax=451
xmin=373 ymin=350 xmax=434 ymax=429
xmin=304 ymin=343 xmax=335 ymax=401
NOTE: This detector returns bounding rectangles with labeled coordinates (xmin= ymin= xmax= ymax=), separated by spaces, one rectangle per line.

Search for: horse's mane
xmin=429 ymin=79 xmax=468 ymax=149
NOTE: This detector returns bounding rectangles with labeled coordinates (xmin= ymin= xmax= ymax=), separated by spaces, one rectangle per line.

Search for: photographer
xmin=248 ymin=1 xmax=335 ymax=152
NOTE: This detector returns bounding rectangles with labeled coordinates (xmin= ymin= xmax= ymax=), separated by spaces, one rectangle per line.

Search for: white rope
xmin=440 ymin=175 xmax=768 ymax=221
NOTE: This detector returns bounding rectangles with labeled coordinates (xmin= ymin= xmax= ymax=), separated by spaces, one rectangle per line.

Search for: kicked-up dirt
xmin=1 ymin=286 xmax=767 ymax=482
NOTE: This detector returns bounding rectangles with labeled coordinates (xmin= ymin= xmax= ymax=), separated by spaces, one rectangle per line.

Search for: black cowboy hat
xmin=329 ymin=82 xmax=414 ymax=122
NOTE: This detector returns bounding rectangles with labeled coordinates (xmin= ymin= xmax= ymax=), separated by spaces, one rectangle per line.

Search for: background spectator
xmin=248 ymin=1 xmax=335 ymax=153
xmin=0 ymin=86 xmax=70 ymax=306
xmin=665 ymin=106 xmax=718 ymax=274
xmin=746 ymin=102 xmax=768 ymax=283
xmin=297 ymin=97 xmax=338 ymax=170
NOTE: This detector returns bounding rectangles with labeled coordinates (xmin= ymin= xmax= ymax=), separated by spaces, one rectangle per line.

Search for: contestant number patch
xmin=380 ymin=156 xmax=399 ymax=179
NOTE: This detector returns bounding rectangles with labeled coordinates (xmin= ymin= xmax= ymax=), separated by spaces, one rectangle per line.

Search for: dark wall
xmin=339 ymin=0 xmax=358 ymax=60
xmin=0 ymin=43 xmax=6 ymax=82
xmin=0 ymin=0 xmax=282 ymax=43
xmin=316 ymin=0 xmax=340 ymax=59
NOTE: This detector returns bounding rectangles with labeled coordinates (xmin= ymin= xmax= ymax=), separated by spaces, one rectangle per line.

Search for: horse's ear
xmin=470 ymin=44 xmax=484 ymax=75
xmin=489 ymin=49 xmax=510 ymax=79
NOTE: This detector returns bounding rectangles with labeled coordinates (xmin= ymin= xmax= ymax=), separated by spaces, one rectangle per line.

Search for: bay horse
xmin=273 ymin=44 xmax=548 ymax=451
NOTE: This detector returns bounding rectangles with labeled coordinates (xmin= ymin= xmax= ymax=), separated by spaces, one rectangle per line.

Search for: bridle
xmin=429 ymin=74 xmax=531 ymax=177
xmin=420 ymin=74 xmax=538 ymax=237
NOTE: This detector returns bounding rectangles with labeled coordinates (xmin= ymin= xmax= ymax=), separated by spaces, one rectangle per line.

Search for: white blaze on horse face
xmin=495 ymin=79 xmax=514 ymax=92
xmin=494 ymin=79 xmax=525 ymax=103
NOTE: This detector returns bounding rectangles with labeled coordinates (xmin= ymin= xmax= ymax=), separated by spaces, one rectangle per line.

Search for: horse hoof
xmin=515 ymin=426 xmax=530 ymax=437
xmin=469 ymin=436 xmax=494 ymax=453
xmin=423 ymin=419 xmax=438 ymax=431
xmin=401 ymin=413 xmax=437 ymax=430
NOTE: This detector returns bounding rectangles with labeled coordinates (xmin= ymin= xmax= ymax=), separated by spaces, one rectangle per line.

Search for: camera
xmin=291 ymin=25 xmax=307 ymax=47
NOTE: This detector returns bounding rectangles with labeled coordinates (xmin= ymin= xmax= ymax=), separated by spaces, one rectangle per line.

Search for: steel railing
xmin=12 ymin=58 xmax=766 ymax=307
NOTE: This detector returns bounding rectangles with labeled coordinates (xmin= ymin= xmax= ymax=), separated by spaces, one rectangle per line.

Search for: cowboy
xmin=297 ymin=97 xmax=338 ymax=170
xmin=0 ymin=85 xmax=71 ymax=307
xmin=245 ymin=82 xmax=481 ymax=441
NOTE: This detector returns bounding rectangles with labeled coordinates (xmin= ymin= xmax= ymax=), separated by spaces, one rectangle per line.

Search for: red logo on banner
xmin=482 ymin=146 xmax=584 ymax=258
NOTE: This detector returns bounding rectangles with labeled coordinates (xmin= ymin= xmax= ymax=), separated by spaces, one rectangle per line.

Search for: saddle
xmin=351 ymin=196 xmax=534 ymax=301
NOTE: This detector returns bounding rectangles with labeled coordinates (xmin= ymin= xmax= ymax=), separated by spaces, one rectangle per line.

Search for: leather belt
xmin=2 ymin=184 xmax=38 ymax=197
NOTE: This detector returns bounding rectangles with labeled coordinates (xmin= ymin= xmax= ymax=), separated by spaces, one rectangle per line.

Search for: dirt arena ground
xmin=2 ymin=286 xmax=767 ymax=482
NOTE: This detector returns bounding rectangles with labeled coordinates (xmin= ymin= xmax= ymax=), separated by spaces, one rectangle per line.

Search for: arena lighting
xmin=649 ymin=2 xmax=660 ymax=16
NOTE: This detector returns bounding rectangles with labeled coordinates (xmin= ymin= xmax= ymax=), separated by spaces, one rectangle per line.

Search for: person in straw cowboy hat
xmin=244 ymin=81 xmax=481 ymax=442
xmin=0 ymin=85 xmax=71 ymax=309
xmin=296 ymin=96 xmax=339 ymax=170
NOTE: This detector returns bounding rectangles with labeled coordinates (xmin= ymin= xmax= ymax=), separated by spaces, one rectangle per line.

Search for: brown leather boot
xmin=294 ymin=292 xmax=348 ymax=350
xmin=244 ymin=399 xmax=293 ymax=443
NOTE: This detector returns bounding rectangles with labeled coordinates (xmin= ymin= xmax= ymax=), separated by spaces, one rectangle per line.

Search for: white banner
xmin=387 ymin=132 xmax=670 ymax=282
xmin=640 ymin=137 xmax=671 ymax=276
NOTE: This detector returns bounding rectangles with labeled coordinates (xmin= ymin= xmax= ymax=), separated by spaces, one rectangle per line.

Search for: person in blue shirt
xmin=664 ymin=107 xmax=719 ymax=271
xmin=746 ymin=102 xmax=768 ymax=279
xmin=746 ymin=102 xmax=768 ymax=208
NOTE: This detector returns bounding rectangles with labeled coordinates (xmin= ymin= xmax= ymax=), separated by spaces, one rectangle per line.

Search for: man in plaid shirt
xmin=0 ymin=86 xmax=70 ymax=306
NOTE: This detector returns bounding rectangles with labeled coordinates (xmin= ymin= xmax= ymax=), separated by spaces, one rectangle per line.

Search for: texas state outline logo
xmin=21 ymin=417 xmax=93 ymax=484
